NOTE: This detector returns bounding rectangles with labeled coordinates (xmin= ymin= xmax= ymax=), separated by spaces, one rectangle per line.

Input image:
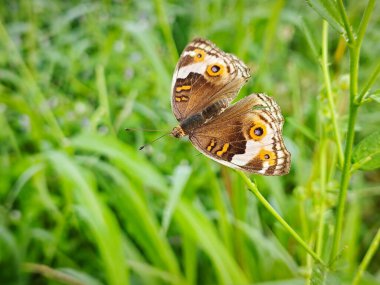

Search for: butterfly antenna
xmin=138 ymin=132 xmax=171 ymax=150
xmin=125 ymin=128 xmax=171 ymax=150
xmin=125 ymin=128 xmax=166 ymax=132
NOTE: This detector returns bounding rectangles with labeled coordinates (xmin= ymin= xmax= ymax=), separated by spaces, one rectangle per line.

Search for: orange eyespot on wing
xmin=206 ymin=64 xmax=225 ymax=76
xmin=258 ymin=149 xmax=276 ymax=166
xmin=249 ymin=121 xmax=267 ymax=140
xmin=193 ymin=49 xmax=206 ymax=62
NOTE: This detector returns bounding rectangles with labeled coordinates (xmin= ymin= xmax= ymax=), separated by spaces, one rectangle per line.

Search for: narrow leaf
xmin=305 ymin=0 xmax=344 ymax=33
xmin=368 ymin=90 xmax=380 ymax=103
xmin=161 ymin=164 xmax=192 ymax=234
xmin=353 ymin=131 xmax=380 ymax=170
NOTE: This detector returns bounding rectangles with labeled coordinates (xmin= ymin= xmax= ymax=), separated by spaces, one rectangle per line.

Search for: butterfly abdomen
xmin=171 ymin=113 xmax=204 ymax=138
xmin=201 ymin=98 xmax=229 ymax=121
xmin=180 ymin=114 xmax=204 ymax=134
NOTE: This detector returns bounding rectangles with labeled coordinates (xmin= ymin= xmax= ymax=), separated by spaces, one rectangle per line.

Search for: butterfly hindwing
xmin=171 ymin=38 xmax=250 ymax=122
xmin=189 ymin=93 xmax=291 ymax=176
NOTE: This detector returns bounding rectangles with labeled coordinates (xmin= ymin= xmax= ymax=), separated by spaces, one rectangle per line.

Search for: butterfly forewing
xmin=171 ymin=38 xmax=250 ymax=122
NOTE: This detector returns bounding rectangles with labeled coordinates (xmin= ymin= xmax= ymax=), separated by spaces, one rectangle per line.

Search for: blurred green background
xmin=1 ymin=0 xmax=379 ymax=284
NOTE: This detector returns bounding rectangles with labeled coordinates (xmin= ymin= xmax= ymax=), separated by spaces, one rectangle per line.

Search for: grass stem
xmin=153 ymin=0 xmax=179 ymax=64
xmin=0 ymin=20 xmax=66 ymax=143
xmin=356 ymin=61 xmax=380 ymax=104
xmin=352 ymin=228 xmax=380 ymax=285
xmin=329 ymin=47 xmax=360 ymax=264
xmin=320 ymin=21 xmax=344 ymax=167
xmin=355 ymin=0 xmax=377 ymax=105
xmin=330 ymin=0 xmax=376 ymax=264
xmin=336 ymin=0 xmax=355 ymax=44
xmin=237 ymin=171 xmax=326 ymax=266
xmin=316 ymin=139 xmax=327 ymax=257
xmin=356 ymin=0 xmax=376 ymax=49
xmin=23 ymin=263 xmax=85 ymax=285
xmin=96 ymin=65 xmax=116 ymax=136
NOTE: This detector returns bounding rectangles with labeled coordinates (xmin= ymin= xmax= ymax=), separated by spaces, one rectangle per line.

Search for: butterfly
xmin=170 ymin=38 xmax=291 ymax=175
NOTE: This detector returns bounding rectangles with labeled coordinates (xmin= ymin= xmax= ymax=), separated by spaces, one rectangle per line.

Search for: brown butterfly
xmin=170 ymin=38 xmax=291 ymax=175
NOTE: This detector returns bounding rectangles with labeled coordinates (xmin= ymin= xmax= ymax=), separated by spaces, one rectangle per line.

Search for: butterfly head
xmin=171 ymin=125 xmax=186 ymax=138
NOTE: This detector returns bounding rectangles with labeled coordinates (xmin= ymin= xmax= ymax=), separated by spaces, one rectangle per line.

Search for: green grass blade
xmin=175 ymin=200 xmax=249 ymax=284
xmin=71 ymin=133 xmax=168 ymax=192
xmin=305 ymin=0 xmax=344 ymax=33
xmin=80 ymin=157 xmax=182 ymax=278
xmin=46 ymin=151 xmax=129 ymax=285
xmin=161 ymin=164 xmax=192 ymax=234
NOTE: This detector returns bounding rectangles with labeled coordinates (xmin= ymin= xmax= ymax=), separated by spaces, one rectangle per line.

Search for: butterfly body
xmin=172 ymin=98 xmax=230 ymax=138
xmin=170 ymin=38 xmax=291 ymax=176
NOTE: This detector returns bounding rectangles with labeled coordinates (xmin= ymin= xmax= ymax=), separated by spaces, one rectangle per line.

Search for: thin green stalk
xmin=356 ymin=61 xmax=380 ymax=104
xmin=237 ymin=171 xmax=326 ymax=266
xmin=330 ymin=47 xmax=360 ymax=264
xmin=320 ymin=21 xmax=344 ymax=167
xmin=153 ymin=0 xmax=178 ymax=64
xmin=1 ymin=113 xmax=21 ymax=157
xmin=259 ymin=0 xmax=284 ymax=79
xmin=96 ymin=65 xmax=116 ymax=136
xmin=356 ymin=0 xmax=376 ymax=49
xmin=298 ymin=192 xmax=309 ymax=251
xmin=353 ymin=228 xmax=380 ymax=285
xmin=316 ymin=139 xmax=327 ymax=257
xmin=0 ymin=20 xmax=66 ymax=143
xmin=330 ymin=0 xmax=376 ymax=263
xmin=23 ymin=263 xmax=85 ymax=285
xmin=336 ymin=0 xmax=355 ymax=44
xmin=355 ymin=0 xmax=377 ymax=104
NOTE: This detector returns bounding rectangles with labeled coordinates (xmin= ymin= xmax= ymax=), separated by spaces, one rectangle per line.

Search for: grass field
xmin=1 ymin=0 xmax=380 ymax=284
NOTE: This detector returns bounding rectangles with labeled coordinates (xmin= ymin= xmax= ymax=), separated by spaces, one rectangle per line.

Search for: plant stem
xmin=330 ymin=0 xmax=376 ymax=264
xmin=329 ymin=46 xmax=360 ymax=264
xmin=353 ymin=228 xmax=380 ymax=285
xmin=237 ymin=171 xmax=325 ymax=266
xmin=23 ymin=263 xmax=85 ymax=285
xmin=356 ymin=0 xmax=376 ymax=48
xmin=336 ymin=0 xmax=355 ymax=44
xmin=153 ymin=0 xmax=178 ymax=64
xmin=356 ymin=61 xmax=380 ymax=104
xmin=96 ymin=65 xmax=116 ymax=136
xmin=316 ymin=139 xmax=327 ymax=257
xmin=330 ymin=107 xmax=359 ymax=263
xmin=320 ymin=21 xmax=344 ymax=167
xmin=0 ymin=20 xmax=66 ymax=143
xmin=355 ymin=0 xmax=377 ymax=105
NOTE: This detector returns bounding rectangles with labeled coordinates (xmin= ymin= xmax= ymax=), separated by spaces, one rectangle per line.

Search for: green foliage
xmin=353 ymin=130 xmax=380 ymax=170
xmin=0 ymin=0 xmax=379 ymax=285
xmin=305 ymin=0 xmax=344 ymax=33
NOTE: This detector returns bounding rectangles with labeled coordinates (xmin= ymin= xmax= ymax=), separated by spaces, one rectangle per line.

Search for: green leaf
xmin=71 ymin=133 xmax=168 ymax=192
xmin=46 ymin=151 xmax=130 ymax=285
xmin=161 ymin=164 xmax=192 ymax=234
xmin=174 ymin=201 xmax=249 ymax=284
xmin=368 ymin=90 xmax=380 ymax=103
xmin=299 ymin=18 xmax=320 ymax=62
xmin=60 ymin=269 xmax=102 ymax=285
xmin=305 ymin=0 xmax=344 ymax=33
xmin=352 ymin=131 xmax=380 ymax=170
